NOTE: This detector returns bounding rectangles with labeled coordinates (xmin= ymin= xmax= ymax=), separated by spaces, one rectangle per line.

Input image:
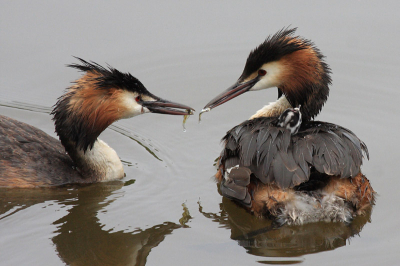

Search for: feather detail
xmin=219 ymin=118 xmax=368 ymax=190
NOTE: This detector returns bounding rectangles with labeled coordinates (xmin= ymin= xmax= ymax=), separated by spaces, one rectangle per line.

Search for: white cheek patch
xmin=119 ymin=91 xmax=145 ymax=118
xmin=250 ymin=61 xmax=284 ymax=91
xmin=141 ymin=106 xmax=150 ymax=114
xmin=141 ymin=95 xmax=156 ymax=102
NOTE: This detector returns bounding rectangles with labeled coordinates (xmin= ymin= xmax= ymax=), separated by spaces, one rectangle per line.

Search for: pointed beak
xmin=141 ymin=96 xmax=195 ymax=116
xmin=202 ymin=76 xmax=260 ymax=110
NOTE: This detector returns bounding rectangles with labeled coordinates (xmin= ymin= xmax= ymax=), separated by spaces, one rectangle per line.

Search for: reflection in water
xmin=199 ymin=184 xmax=373 ymax=259
xmin=0 ymin=101 xmax=190 ymax=265
xmin=1 ymin=182 xmax=192 ymax=266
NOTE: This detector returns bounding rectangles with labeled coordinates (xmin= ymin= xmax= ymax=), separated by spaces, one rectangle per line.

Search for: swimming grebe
xmin=0 ymin=58 xmax=194 ymax=188
xmin=201 ymin=28 xmax=374 ymax=225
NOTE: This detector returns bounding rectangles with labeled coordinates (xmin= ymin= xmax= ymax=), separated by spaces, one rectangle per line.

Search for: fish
xmin=182 ymin=109 xmax=194 ymax=132
xmin=198 ymin=108 xmax=210 ymax=123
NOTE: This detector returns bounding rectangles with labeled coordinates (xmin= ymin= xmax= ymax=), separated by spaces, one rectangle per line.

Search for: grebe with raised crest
xmin=0 ymin=58 xmax=194 ymax=188
xmin=201 ymin=28 xmax=374 ymax=225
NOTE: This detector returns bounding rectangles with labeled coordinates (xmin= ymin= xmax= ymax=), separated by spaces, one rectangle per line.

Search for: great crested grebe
xmin=201 ymin=28 xmax=374 ymax=225
xmin=0 ymin=58 xmax=194 ymax=188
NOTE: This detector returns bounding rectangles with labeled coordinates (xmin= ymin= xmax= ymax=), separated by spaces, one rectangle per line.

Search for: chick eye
xmin=258 ymin=69 xmax=267 ymax=76
xmin=135 ymin=96 xmax=141 ymax=102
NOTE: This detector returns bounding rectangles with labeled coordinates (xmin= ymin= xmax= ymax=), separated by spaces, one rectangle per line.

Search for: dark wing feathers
xmin=220 ymin=167 xmax=252 ymax=207
xmin=223 ymin=157 xmax=240 ymax=169
xmin=240 ymin=131 xmax=257 ymax=166
xmin=220 ymin=118 xmax=368 ymax=189
xmin=292 ymin=139 xmax=311 ymax=176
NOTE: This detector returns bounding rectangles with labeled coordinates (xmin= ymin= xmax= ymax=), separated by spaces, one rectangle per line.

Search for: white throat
xmin=250 ymin=95 xmax=292 ymax=119
xmin=75 ymin=139 xmax=124 ymax=182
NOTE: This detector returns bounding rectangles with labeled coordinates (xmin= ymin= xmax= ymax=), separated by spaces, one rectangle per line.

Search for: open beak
xmin=202 ymin=75 xmax=261 ymax=110
xmin=141 ymin=96 xmax=195 ymax=115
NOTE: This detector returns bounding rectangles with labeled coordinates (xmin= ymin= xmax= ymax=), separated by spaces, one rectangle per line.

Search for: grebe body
xmin=0 ymin=58 xmax=194 ymax=188
xmin=202 ymin=28 xmax=374 ymax=225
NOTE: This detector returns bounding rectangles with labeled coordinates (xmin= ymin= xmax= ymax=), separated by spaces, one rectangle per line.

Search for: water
xmin=1 ymin=1 xmax=399 ymax=265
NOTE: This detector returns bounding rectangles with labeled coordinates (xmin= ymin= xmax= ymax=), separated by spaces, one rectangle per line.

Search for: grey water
xmin=1 ymin=1 xmax=399 ymax=265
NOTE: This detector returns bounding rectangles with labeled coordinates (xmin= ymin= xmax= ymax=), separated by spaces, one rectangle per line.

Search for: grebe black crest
xmin=202 ymin=28 xmax=374 ymax=225
xmin=0 ymin=58 xmax=194 ymax=188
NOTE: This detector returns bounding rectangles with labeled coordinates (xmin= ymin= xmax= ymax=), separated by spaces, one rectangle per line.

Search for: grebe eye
xmin=258 ymin=69 xmax=267 ymax=76
xmin=135 ymin=96 xmax=141 ymax=102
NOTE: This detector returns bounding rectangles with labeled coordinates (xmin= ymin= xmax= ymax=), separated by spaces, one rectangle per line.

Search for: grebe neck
xmin=51 ymin=71 xmax=128 ymax=182
xmin=250 ymin=95 xmax=292 ymax=119
xmin=70 ymin=139 xmax=124 ymax=182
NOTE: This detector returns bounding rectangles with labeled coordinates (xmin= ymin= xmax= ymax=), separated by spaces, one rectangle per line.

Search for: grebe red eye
xmin=135 ymin=96 xmax=141 ymax=102
xmin=258 ymin=69 xmax=267 ymax=76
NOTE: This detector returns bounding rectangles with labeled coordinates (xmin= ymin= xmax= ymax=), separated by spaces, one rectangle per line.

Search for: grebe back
xmin=0 ymin=58 xmax=194 ymax=188
xmin=201 ymin=28 xmax=374 ymax=225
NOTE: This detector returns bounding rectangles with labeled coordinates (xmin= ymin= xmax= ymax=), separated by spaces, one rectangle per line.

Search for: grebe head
xmin=202 ymin=28 xmax=331 ymax=121
xmin=52 ymin=57 xmax=194 ymax=152
xmin=277 ymin=106 xmax=302 ymax=134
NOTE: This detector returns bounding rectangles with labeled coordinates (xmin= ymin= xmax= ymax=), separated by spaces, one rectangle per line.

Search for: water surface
xmin=1 ymin=1 xmax=399 ymax=265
